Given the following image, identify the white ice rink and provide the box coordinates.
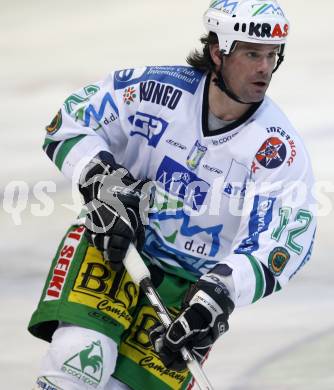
[1,1,334,388]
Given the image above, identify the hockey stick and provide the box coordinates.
[123,244,214,390]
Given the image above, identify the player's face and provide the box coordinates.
[222,42,280,102]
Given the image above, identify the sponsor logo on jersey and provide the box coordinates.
[103,112,118,126]
[128,112,169,147]
[84,92,119,128]
[234,22,289,39]
[184,240,208,256]
[255,137,287,169]
[236,195,276,254]
[266,127,297,166]
[114,66,202,94]
[44,226,85,301]
[61,340,103,387]
[211,132,238,146]
[287,139,297,166]
[223,182,246,198]
[46,110,62,135]
[64,85,100,114]
[139,81,182,110]
[203,164,223,175]
[186,141,207,170]
[266,126,292,141]
[123,86,137,105]
[156,156,210,210]
[223,159,249,198]
[146,211,223,259]
[114,68,144,87]
[166,139,187,150]
[145,66,203,94]
[268,247,290,276]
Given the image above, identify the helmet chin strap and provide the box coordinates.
[213,70,256,105]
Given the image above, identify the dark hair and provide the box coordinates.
[186,32,219,72]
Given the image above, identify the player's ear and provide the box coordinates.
[209,44,222,70]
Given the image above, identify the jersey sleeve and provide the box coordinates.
[42,73,125,183]
[220,140,317,307]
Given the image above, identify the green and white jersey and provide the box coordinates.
[43,66,316,307]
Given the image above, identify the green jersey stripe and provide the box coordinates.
[275,280,282,292]
[245,254,265,303]
[42,138,56,150]
[55,135,86,171]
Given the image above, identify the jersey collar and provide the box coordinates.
[202,73,263,138]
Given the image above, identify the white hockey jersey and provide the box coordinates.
[43,66,316,307]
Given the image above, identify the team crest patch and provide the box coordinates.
[269,247,290,276]
[62,340,103,387]
[46,110,62,134]
[186,141,207,170]
[255,137,287,169]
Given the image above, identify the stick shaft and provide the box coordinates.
[124,245,214,390]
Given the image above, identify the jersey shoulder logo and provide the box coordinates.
[255,137,287,169]
[46,110,62,135]
[269,247,290,276]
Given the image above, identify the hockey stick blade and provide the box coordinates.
[124,244,214,390]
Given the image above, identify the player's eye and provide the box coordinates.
[268,52,278,59]
[246,51,260,59]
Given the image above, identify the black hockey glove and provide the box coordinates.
[79,152,154,271]
[149,264,235,371]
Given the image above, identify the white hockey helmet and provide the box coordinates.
[203,0,290,55]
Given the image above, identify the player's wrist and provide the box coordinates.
[201,263,237,306]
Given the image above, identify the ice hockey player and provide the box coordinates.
[29,0,316,389]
